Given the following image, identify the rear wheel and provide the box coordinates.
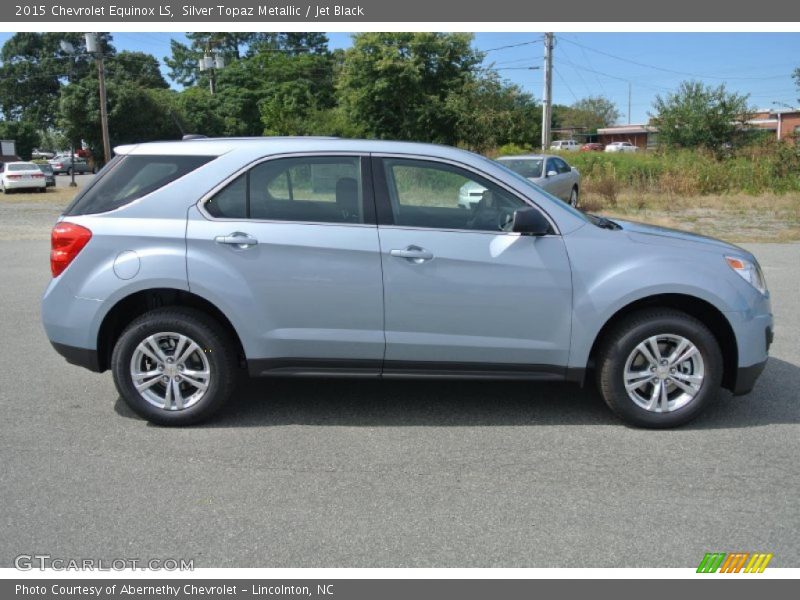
[596,308,723,428]
[111,308,238,425]
[569,186,579,207]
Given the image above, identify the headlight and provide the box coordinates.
[725,256,767,295]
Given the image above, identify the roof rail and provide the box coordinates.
[182,134,207,141]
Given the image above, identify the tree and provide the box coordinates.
[0,120,40,159]
[561,96,620,133]
[337,32,482,143]
[0,32,114,130]
[650,81,752,150]
[165,33,330,87]
[445,71,541,153]
[59,49,177,160]
[794,67,800,104]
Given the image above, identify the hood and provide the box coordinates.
[614,218,750,256]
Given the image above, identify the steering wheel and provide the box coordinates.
[497,207,515,232]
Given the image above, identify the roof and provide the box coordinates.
[597,124,657,135]
[497,154,551,160]
[114,137,482,162]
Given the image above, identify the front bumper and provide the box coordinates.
[733,359,767,395]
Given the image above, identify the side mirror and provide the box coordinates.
[512,207,550,236]
[546,170,558,178]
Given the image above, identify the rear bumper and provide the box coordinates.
[3,179,45,189]
[50,341,102,373]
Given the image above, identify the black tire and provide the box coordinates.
[596,308,723,428]
[111,308,238,426]
[569,186,579,207]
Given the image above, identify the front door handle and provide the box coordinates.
[214,232,258,248]
[390,246,434,263]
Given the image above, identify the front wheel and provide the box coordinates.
[111,308,239,425]
[596,308,723,428]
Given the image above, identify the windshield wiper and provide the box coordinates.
[588,214,622,230]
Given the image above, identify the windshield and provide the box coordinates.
[479,155,591,223]
[497,158,543,179]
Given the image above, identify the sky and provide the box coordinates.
[1,31,798,125]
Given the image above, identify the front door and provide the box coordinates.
[373,157,573,375]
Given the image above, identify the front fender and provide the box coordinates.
[564,228,750,370]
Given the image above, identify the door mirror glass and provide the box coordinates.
[511,207,550,236]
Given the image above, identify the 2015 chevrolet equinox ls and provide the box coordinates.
[42,138,773,427]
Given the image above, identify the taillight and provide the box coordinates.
[51,222,92,277]
[7,175,21,180]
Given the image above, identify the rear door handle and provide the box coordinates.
[214,232,258,248]
[390,246,434,263]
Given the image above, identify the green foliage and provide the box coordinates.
[0,33,113,128]
[164,33,330,88]
[560,96,620,134]
[495,143,535,156]
[337,32,481,143]
[58,52,180,161]
[651,81,752,151]
[446,71,541,153]
[0,120,40,159]
[794,67,800,101]
[567,142,800,196]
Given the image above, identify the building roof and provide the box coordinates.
[597,124,657,135]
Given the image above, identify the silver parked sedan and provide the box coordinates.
[459,154,581,208]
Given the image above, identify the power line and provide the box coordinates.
[482,38,544,53]
[554,66,580,103]
[558,36,791,82]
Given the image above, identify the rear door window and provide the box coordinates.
[64,155,214,216]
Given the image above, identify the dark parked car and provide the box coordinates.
[580,142,605,152]
[49,157,94,175]
[37,163,56,187]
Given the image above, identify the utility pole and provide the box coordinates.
[541,33,554,151]
[86,33,111,165]
[628,82,632,125]
[60,40,78,187]
[200,40,225,95]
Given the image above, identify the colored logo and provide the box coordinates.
[697,552,773,573]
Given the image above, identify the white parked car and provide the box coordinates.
[0,161,47,193]
[605,141,639,153]
[550,140,580,152]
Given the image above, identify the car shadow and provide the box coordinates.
[113,357,799,430]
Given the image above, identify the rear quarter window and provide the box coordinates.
[64,155,214,216]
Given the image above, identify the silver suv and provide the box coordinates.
[42,138,773,427]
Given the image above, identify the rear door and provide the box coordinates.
[373,156,573,373]
[186,154,385,375]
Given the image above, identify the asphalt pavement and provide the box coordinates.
[0,239,797,567]
[54,173,94,188]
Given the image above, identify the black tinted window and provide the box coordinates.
[498,158,543,178]
[203,156,364,224]
[205,174,247,219]
[65,155,213,216]
[554,158,571,174]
